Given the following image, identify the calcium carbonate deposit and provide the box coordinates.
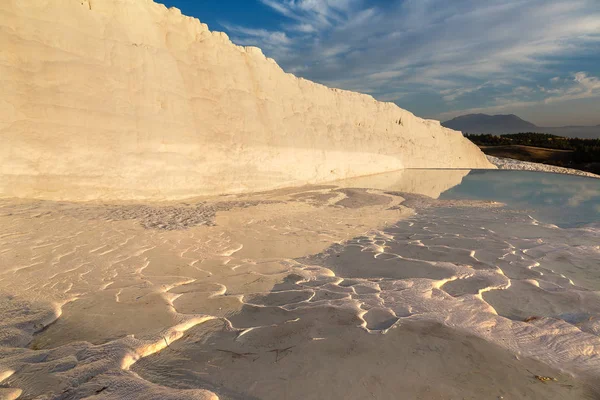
[0,0,492,201]
[488,156,600,179]
[1,170,599,399]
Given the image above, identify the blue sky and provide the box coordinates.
[160,0,600,126]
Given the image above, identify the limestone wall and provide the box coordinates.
[0,0,493,200]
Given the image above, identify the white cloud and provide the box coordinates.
[221,24,290,44]
[259,0,357,28]
[437,71,600,121]
[222,0,600,123]
[544,72,600,103]
[290,23,317,33]
[441,83,493,102]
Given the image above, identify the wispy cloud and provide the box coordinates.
[259,0,357,28]
[438,71,600,121]
[544,72,600,103]
[221,0,600,124]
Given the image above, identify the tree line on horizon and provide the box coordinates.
[465,133,600,165]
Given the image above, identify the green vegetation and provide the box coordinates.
[466,133,600,174]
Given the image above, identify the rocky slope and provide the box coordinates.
[0,0,493,201]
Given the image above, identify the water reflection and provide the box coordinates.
[440,170,600,228]
[332,168,469,198]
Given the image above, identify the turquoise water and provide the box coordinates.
[440,170,600,228]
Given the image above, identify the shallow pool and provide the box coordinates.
[440,170,600,228]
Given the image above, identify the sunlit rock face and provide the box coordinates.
[0,0,492,201]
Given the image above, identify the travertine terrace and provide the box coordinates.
[1,172,599,399]
[0,0,492,201]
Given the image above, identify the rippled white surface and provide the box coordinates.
[0,170,599,399]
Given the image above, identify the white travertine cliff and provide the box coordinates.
[0,0,494,200]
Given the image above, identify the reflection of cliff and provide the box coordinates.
[0,0,493,201]
[335,169,470,199]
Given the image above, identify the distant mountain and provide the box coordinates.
[442,113,600,139]
[443,114,536,134]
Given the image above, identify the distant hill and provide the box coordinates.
[443,114,536,134]
[442,114,600,139]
